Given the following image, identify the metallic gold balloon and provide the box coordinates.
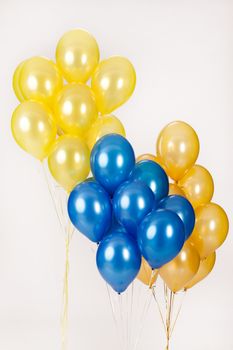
[15,57,63,106]
[86,114,126,150]
[48,135,90,192]
[185,252,216,289]
[156,121,200,181]
[54,83,98,136]
[189,203,229,259]
[137,257,158,287]
[11,101,57,161]
[56,29,99,83]
[13,60,26,102]
[91,56,136,114]
[169,183,186,197]
[159,242,200,292]
[178,165,214,208]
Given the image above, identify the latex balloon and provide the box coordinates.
[48,135,90,192]
[137,209,185,269]
[136,154,165,169]
[91,134,135,195]
[96,231,141,293]
[68,180,112,242]
[113,180,155,238]
[185,252,216,289]
[91,56,136,114]
[159,242,200,292]
[86,115,126,150]
[178,165,214,208]
[13,60,26,102]
[11,101,57,160]
[159,195,195,240]
[56,29,99,83]
[137,257,158,287]
[54,83,98,136]
[128,160,169,203]
[156,121,200,181]
[169,183,186,197]
[189,203,229,259]
[14,57,63,106]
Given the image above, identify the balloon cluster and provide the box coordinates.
[11,29,136,192]
[68,121,229,294]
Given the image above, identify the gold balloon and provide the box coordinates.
[156,121,200,181]
[91,56,136,114]
[178,165,214,208]
[86,114,126,150]
[169,183,186,197]
[185,252,216,289]
[54,83,98,136]
[136,153,165,167]
[189,203,229,259]
[13,60,26,102]
[48,135,90,192]
[56,29,99,83]
[159,242,200,292]
[11,101,57,161]
[14,57,63,106]
[137,257,158,287]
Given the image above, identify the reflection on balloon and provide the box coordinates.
[156,121,199,181]
[169,183,185,197]
[178,165,214,208]
[48,135,90,192]
[11,101,57,160]
[92,56,136,114]
[56,29,99,83]
[189,203,229,259]
[159,242,200,292]
[137,257,158,287]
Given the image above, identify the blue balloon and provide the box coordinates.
[137,209,185,269]
[68,180,112,243]
[96,231,141,293]
[128,160,169,202]
[113,180,155,238]
[159,195,195,239]
[91,134,135,195]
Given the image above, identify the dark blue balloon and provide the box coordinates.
[96,231,141,293]
[137,209,185,269]
[91,134,135,195]
[128,160,169,202]
[159,195,195,239]
[113,180,155,238]
[68,180,112,243]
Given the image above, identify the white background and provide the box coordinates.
[0,0,232,349]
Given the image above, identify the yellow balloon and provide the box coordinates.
[169,183,186,197]
[54,83,98,136]
[91,56,136,114]
[13,60,26,102]
[156,121,200,181]
[136,153,165,168]
[185,252,216,289]
[48,135,90,192]
[159,242,200,293]
[86,114,126,150]
[137,257,158,287]
[56,29,99,83]
[189,203,229,259]
[178,165,214,208]
[11,101,57,161]
[15,57,63,106]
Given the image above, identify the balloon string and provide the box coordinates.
[170,290,186,337]
[151,287,166,332]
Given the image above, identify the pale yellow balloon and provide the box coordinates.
[189,203,229,259]
[156,121,200,181]
[13,60,26,102]
[185,252,216,289]
[16,57,63,105]
[86,114,126,150]
[169,183,186,197]
[56,29,100,83]
[54,83,98,136]
[48,135,90,192]
[178,165,214,208]
[137,257,158,287]
[91,56,136,114]
[11,101,57,161]
[159,242,200,292]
